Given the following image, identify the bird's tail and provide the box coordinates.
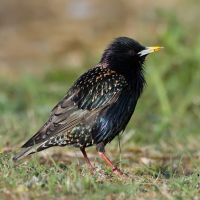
[13,135,68,162]
[13,143,42,163]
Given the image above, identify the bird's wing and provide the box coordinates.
[22,65,127,148]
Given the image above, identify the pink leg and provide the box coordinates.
[80,147,95,171]
[98,151,125,178]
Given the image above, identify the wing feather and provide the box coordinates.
[22,65,126,148]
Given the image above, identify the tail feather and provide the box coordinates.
[13,134,68,162]
[13,144,42,163]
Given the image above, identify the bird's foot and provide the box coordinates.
[112,166,126,178]
[87,163,96,172]
[98,151,126,178]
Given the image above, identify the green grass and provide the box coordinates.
[1,152,200,199]
[1,9,200,200]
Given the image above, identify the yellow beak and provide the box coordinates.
[138,46,164,57]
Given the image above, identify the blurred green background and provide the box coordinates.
[0,0,200,160]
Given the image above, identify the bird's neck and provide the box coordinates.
[101,63,146,98]
[129,69,146,98]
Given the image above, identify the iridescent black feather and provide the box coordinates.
[13,37,148,162]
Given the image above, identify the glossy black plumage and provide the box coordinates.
[13,37,163,176]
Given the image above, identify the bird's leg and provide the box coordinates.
[80,147,95,171]
[96,142,125,178]
[98,152,125,178]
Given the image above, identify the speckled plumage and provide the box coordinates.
[13,37,163,176]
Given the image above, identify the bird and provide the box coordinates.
[13,37,163,177]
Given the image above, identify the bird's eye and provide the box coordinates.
[128,50,135,55]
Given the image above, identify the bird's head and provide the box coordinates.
[100,37,163,73]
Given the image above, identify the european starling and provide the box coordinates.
[13,37,163,177]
